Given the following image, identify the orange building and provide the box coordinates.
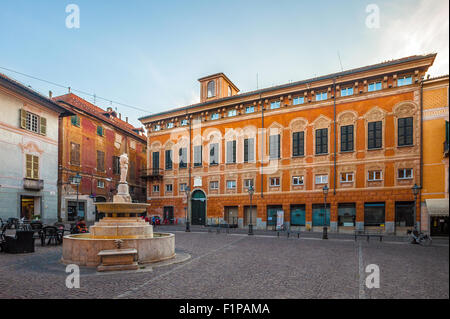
[54,93,147,223]
[139,54,437,234]
[421,75,449,236]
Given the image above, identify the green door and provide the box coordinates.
[267,206,282,227]
[290,205,306,226]
[191,190,206,225]
[312,204,330,226]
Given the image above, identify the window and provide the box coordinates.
[364,203,385,226]
[270,177,280,187]
[368,170,383,181]
[227,180,236,189]
[166,184,173,192]
[97,180,105,188]
[292,132,304,157]
[179,148,187,168]
[165,150,173,170]
[181,119,188,126]
[269,134,281,159]
[270,101,281,109]
[210,143,219,165]
[398,168,413,179]
[226,140,237,163]
[211,113,219,120]
[20,110,44,134]
[340,172,354,183]
[154,125,161,131]
[71,115,80,127]
[152,185,160,192]
[228,86,232,97]
[398,117,413,146]
[292,176,304,186]
[167,122,174,129]
[228,109,237,117]
[207,80,215,98]
[397,75,413,87]
[316,92,327,101]
[152,152,159,170]
[244,138,255,163]
[97,126,104,136]
[340,87,353,97]
[180,183,187,192]
[244,179,254,189]
[210,181,219,190]
[315,128,328,155]
[25,154,39,179]
[97,151,105,172]
[293,96,304,105]
[315,174,328,185]
[245,106,255,114]
[70,142,80,165]
[368,121,382,149]
[194,145,202,167]
[113,156,120,174]
[340,125,354,152]
[368,81,382,92]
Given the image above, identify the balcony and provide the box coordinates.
[23,178,44,191]
[140,168,164,181]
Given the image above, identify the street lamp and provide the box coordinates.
[185,186,191,232]
[73,173,82,221]
[322,185,329,240]
[248,184,254,235]
[412,184,421,229]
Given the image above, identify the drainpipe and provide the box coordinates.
[333,78,337,196]
[419,77,424,230]
[188,113,192,225]
[260,94,264,198]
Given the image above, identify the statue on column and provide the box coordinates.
[119,153,129,184]
[115,153,131,203]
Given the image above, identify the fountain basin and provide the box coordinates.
[61,232,175,267]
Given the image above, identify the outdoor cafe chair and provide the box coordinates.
[40,226,62,246]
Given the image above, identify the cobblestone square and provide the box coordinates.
[0,228,448,299]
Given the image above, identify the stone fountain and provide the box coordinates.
[62,153,175,271]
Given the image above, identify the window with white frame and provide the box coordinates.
[165,184,173,192]
[228,86,232,96]
[340,172,354,183]
[244,179,254,189]
[166,122,174,129]
[398,168,413,179]
[26,112,39,133]
[368,170,383,181]
[315,174,328,184]
[226,180,236,189]
[397,75,413,87]
[97,180,105,188]
[179,183,187,192]
[211,113,219,120]
[152,185,160,192]
[340,87,354,97]
[270,177,280,187]
[368,81,382,92]
[270,101,281,109]
[292,176,304,186]
[316,92,328,101]
[245,106,255,114]
[293,96,304,105]
[207,80,215,98]
[228,109,237,117]
[210,181,219,190]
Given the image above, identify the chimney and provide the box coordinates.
[119,113,121,120]
[126,117,128,123]
[49,90,53,99]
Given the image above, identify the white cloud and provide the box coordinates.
[377,0,449,76]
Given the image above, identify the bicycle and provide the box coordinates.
[406,228,432,246]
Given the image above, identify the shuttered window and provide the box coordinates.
[292,132,304,157]
[152,152,160,170]
[70,142,80,165]
[340,125,354,152]
[244,138,255,162]
[315,128,328,155]
[209,143,219,165]
[226,140,236,163]
[398,117,413,146]
[25,154,39,179]
[97,151,105,172]
[97,126,104,136]
[20,109,46,135]
[269,134,280,159]
[368,121,382,149]
[71,115,80,127]
[194,146,202,167]
[113,156,120,174]
[165,150,172,170]
[179,148,187,168]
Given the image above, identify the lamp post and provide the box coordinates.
[412,184,421,230]
[322,185,329,240]
[73,173,82,221]
[248,184,254,235]
[185,186,191,232]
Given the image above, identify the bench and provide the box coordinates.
[277,230,301,238]
[354,230,383,242]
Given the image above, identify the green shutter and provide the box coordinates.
[40,117,47,136]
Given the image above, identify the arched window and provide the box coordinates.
[207,80,215,98]
[228,86,232,96]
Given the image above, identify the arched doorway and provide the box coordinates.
[191,189,206,225]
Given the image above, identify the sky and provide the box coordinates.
[0,0,448,129]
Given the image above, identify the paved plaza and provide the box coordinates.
[0,227,448,299]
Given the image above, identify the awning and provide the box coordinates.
[425,199,449,216]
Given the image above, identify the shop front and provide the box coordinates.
[425,199,449,236]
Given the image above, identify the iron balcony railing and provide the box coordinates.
[140,168,164,180]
